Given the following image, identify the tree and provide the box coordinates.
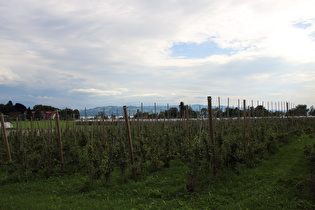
[15,103,27,113]
[59,108,81,120]
[73,109,80,119]
[187,106,197,118]
[224,107,240,118]
[167,107,179,118]
[134,111,149,119]
[1,100,15,114]
[288,104,308,116]
[213,107,223,118]
[26,107,32,120]
[110,114,116,120]
[0,101,27,117]
[179,102,185,118]
[0,103,5,114]
[309,106,315,116]
[159,111,166,119]
[200,108,208,118]
[254,105,270,117]
[33,105,56,111]
[34,110,42,120]
[7,100,13,108]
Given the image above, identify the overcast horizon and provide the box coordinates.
[1,1,315,110]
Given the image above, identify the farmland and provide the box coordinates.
[1,100,315,209]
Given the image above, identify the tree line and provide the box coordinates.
[1,100,313,121]
[0,100,80,120]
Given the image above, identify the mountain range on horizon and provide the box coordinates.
[79,104,212,117]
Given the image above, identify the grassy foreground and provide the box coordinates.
[0,136,314,209]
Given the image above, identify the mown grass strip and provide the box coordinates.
[185,135,315,209]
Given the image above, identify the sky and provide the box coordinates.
[1,0,315,110]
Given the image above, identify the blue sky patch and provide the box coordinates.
[293,22,312,29]
[170,41,233,59]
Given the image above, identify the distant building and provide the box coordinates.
[44,111,56,120]
[30,111,56,120]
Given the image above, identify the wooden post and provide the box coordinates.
[141,102,143,120]
[227,97,230,118]
[30,116,33,136]
[101,112,105,141]
[154,103,158,122]
[218,96,221,119]
[185,105,189,137]
[167,103,170,120]
[243,100,247,152]
[123,106,136,179]
[55,111,64,170]
[84,107,88,128]
[286,102,289,119]
[238,99,240,120]
[16,117,19,131]
[72,113,76,131]
[262,101,265,118]
[207,96,217,176]
[257,100,260,117]
[136,109,140,139]
[1,114,12,161]
[251,100,254,118]
[185,105,189,120]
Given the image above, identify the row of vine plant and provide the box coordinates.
[1,116,315,190]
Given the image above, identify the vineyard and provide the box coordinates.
[1,97,315,208]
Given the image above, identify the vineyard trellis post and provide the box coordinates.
[136,109,140,139]
[30,116,33,136]
[1,113,12,161]
[243,100,247,152]
[72,113,76,131]
[123,106,137,179]
[207,96,217,176]
[238,99,241,121]
[286,102,289,119]
[218,96,221,119]
[16,117,19,131]
[101,112,105,141]
[227,97,230,118]
[154,103,158,122]
[55,110,64,170]
[286,102,291,130]
[185,105,189,137]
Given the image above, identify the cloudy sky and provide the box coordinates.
[1,0,315,110]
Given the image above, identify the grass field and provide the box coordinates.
[10,119,75,130]
[0,135,314,209]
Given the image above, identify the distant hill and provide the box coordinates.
[79,104,212,117]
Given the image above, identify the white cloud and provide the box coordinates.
[245,73,273,82]
[69,88,124,96]
[0,67,23,85]
[131,93,162,97]
[1,0,315,108]
[28,95,53,99]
